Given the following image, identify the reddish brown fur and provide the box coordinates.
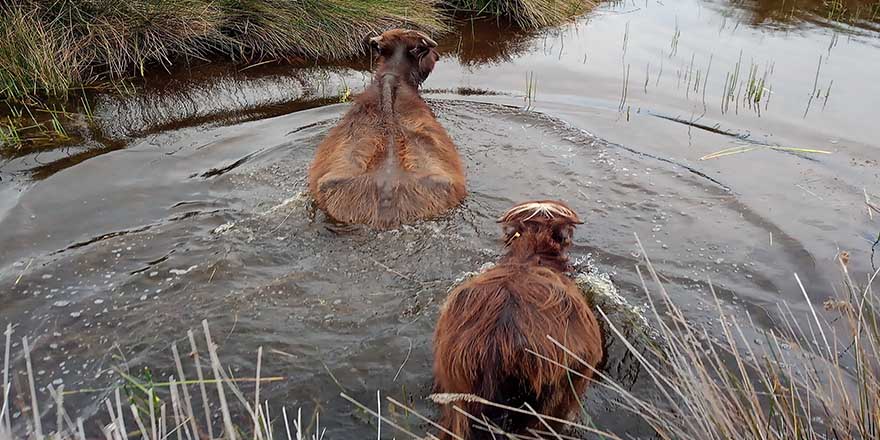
[308,29,466,229]
[433,200,604,439]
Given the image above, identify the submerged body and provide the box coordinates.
[308,30,466,229]
[433,201,604,439]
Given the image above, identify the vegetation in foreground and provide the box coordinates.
[581,239,880,440]
[433,239,880,439]
[2,236,879,439]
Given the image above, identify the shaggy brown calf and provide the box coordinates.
[308,29,466,229]
[433,201,604,439]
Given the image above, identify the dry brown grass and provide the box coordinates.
[0,0,445,104]
[576,235,880,440]
[0,0,592,106]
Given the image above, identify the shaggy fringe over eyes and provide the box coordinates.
[497,201,582,224]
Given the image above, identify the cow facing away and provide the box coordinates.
[433,200,604,439]
[308,29,466,229]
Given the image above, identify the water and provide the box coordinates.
[1,0,878,438]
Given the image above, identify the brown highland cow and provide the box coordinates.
[433,201,604,439]
[308,29,466,229]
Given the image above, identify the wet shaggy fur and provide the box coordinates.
[308,29,466,229]
[433,201,604,439]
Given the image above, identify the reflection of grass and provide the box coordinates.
[727,0,880,31]
[0,119,21,146]
[822,0,880,23]
[0,103,83,150]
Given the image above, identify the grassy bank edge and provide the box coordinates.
[0,0,591,103]
[0,0,593,149]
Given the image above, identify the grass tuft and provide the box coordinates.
[1,320,320,439]
[0,4,79,102]
[584,234,880,440]
[0,0,590,107]
[0,0,590,150]
[0,0,445,104]
[443,0,593,29]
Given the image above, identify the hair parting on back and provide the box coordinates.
[498,201,583,224]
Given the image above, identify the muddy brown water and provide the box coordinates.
[1,0,879,438]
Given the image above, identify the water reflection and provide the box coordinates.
[444,16,537,65]
[713,0,880,31]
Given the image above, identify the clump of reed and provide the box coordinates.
[443,0,593,28]
[581,236,880,440]
[0,0,589,106]
[0,0,590,150]
[0,0,443,104]
[0,320,310,440]
[428,235,880,439]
